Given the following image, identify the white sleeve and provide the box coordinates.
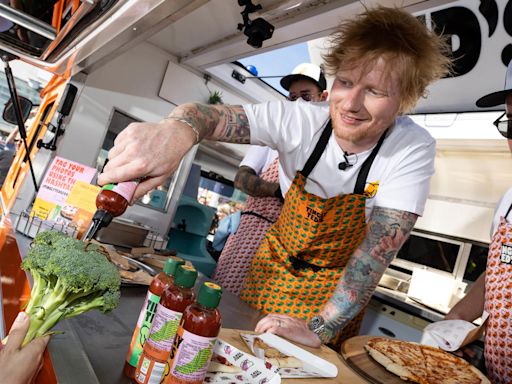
[243,100,330,151]
[239,146,274,175]
[374,140,436,216]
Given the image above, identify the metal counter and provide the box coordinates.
[14,232,262,383]
[13,231,454,383]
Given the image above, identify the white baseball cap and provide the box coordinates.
[476,60,512,108]
[280,63,327,91]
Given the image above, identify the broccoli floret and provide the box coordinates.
[21,230,121,345]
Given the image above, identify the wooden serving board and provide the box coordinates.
[219,328,365,383]
[340,336,405,384]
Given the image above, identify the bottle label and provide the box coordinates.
[135,357,166,384]
[102,181,138,202]
[166,327,216,384]
[146,303,183,360]
[126,291,160,367]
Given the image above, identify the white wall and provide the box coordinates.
[54,42,249,236]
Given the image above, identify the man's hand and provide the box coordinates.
[98,119,196,201]
[255,314,322,348]
[0,312,50,384]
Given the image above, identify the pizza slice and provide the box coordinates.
[421,344,490,384]
[365,337,490,384]
[253,337,303,368]
[365,337,429,383]
[207,353,242,373]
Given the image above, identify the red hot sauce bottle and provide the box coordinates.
[134,265,198,384]
[83,181,138,241]
[123,256,185,380]
[163,282,223,384]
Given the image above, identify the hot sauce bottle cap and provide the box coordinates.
[197,282,222,309]
[174,265,197,289]
[163,256,185,276]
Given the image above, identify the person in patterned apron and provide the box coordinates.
[445,59,512,383]
[213,64,328,296]
[99,6,452,349]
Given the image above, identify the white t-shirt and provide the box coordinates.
[491,187,512,235]
[239,145,278,176]
[243,99,436,218]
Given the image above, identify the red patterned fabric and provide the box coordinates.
[484,216,512,383]
[213,158,283,295]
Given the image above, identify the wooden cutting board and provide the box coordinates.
[340,336,405,384]
[219,328,365,383]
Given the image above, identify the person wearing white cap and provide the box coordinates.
[99,6,452,349]
[446,59,512,384]
[212,63,328,296]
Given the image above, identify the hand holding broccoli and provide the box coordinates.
[20,231,121,345]
[0,312,49,384]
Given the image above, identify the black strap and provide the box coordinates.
[505,203,512,221]
[241,210,275,224]
[353,129,388,195]
[299,120,388,196]
[300,120,332,178]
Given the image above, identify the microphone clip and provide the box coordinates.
[338,151,356,171]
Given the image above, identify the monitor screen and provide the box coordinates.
[393,233,462,274]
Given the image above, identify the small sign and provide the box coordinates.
[31,156,99,236]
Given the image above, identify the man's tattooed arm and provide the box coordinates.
[320,207,418,341]
[234,166,280,198]
[168,103,250,144]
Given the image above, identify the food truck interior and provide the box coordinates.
[0,0,509,382]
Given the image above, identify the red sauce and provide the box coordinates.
[123,257,184,380]
[96,189,129,217]
[164,282,222,384]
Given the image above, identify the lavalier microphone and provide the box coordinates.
[338,161,352,171]
[338,151,355,171]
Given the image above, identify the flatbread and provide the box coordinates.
[365,337,490,384]
[253,337,303,368]
[207,353,242,373]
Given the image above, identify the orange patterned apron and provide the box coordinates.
[484,209,512,384]
[240,121,386,341]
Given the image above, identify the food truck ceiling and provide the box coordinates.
[0,0,508,114]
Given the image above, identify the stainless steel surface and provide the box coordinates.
[0,3,56,40]
[95,220,149,248]
[14,231,261,383]
[373,286,445,323]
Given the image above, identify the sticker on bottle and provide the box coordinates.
[102,181,138,202]
[127,291,160,367]
[145,304,183,361]
[166,327,216,383]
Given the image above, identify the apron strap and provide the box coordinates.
[300,120,332,178]
[241,210,275,224]
[353,129,388,195]
[505,203,512,221]
[299,120,388,195]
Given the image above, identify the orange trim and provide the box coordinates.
[0,75,69,212]
[71,0,80,14]
[52,0,65,32]
[0,223,57,383]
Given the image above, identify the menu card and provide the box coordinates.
[30,156,99,236]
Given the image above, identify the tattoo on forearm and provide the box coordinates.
[321,207,418,341]
[169,103,250,144]
[235,166,279,197]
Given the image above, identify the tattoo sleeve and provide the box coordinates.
[320,207,418,341]
[168,103,250,144]
[234,166,280,197]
